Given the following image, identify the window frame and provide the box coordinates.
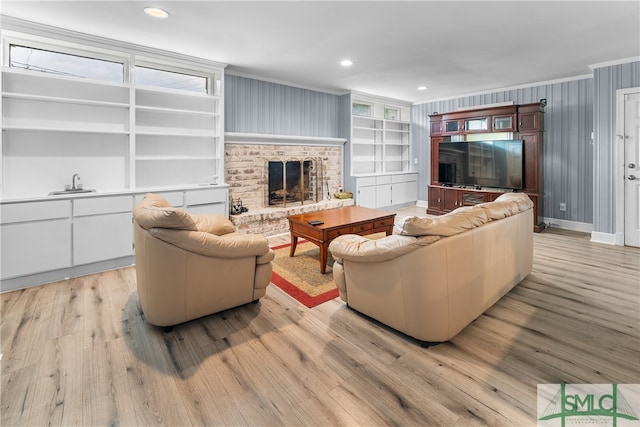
[1,30,130,83]
[135,56,219,96]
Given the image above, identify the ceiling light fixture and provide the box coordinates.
[144,7,169,19]
[418,86,427,91]
[340,59,353,67]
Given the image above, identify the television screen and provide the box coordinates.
[438,140,524,189]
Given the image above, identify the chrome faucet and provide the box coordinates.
[72,173,80,190]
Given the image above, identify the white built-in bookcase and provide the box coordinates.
[1,31,225,198]
[350,95,412,176]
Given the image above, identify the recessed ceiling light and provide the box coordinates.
[144,7,169,19]
[340,59,353,67]
[418,86,427,91]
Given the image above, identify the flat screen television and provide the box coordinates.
[438,140,524,190]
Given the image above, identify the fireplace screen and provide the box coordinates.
[267,158,322,207]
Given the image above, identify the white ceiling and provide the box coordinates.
[1,1,639,103]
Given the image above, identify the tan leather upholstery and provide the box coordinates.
[329,193,534,343]
[133,193,274,327]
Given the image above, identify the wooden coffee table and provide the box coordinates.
[287,206,396,274]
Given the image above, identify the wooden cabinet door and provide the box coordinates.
[428,186,442,210]
[520,132,542,193]
[431,137,444,184]
[430,119,443,136]
[443,119,462,135]
[442,188,460,212]
[492,114,516,132]
[518,111,540,131]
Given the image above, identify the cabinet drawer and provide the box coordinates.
[185,188,227,206]
[352,222,374,233]
[357,176,376,187]
[392,173,417,184]
[373,218,394,229]
[74,196,133,216]
[135,191,183,207]
[1,200,71,224]
[327,226,351,239]
[376,175,392,185]
[186,203,227,215]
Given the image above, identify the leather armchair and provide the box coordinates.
[133,193,274,327]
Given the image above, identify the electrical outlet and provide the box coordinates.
[559,203,567,212]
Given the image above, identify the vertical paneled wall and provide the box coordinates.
[413,78,594,223]
[593,61,640,234]
[225,74,344,138]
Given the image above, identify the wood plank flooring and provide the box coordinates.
[2,206,639,426]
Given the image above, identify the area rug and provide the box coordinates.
[270,240,339,308]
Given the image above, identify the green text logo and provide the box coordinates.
[538,384,639,427]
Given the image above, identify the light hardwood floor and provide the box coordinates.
[2,206,639,426]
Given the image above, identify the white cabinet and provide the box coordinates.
[72,196,133,265]
[1,200,72,279]
[350,95,412,176]
[355,173,417,209]
[185,188,228,215]
[355,176,377,208]
[0,185,229,289]
[391,174,419,206]
[375,175,392,208]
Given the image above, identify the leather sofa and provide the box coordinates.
[133,193,274,327]
[328,193,534,345]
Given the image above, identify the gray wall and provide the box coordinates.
[413,79,595,223]
[593,61,640,234]
[225,74,345,138]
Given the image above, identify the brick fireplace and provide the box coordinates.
[224,138,352,235]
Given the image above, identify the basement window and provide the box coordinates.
[352,102,372,117]
[9,44,124,83]
[135,65,209,94]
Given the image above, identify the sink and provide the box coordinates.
[49,189,96,195]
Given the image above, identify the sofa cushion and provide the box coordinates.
[329,234,440,263]
[396,205,489,237]
[477,193,533,220]
[495,192,534,211]
[477,200,519,220]
[149,228,271,258]
[192,213,235,235]
[133,193,197,231]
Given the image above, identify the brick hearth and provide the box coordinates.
[229,198,354,236]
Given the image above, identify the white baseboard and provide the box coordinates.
[416,199,428,208]
[543,217,593,234]
[590,231,623,246]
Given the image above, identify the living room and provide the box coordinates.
[1,1,639,426]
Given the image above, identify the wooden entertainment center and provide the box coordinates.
[427,102,545,231]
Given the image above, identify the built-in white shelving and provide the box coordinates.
[1,56,224,197]
[350,97,411,176]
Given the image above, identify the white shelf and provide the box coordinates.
[2,125,130,134]
[136,156,219,161]
[135,128,215,137]
[135,105,218,117]
[2,92,130,108]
